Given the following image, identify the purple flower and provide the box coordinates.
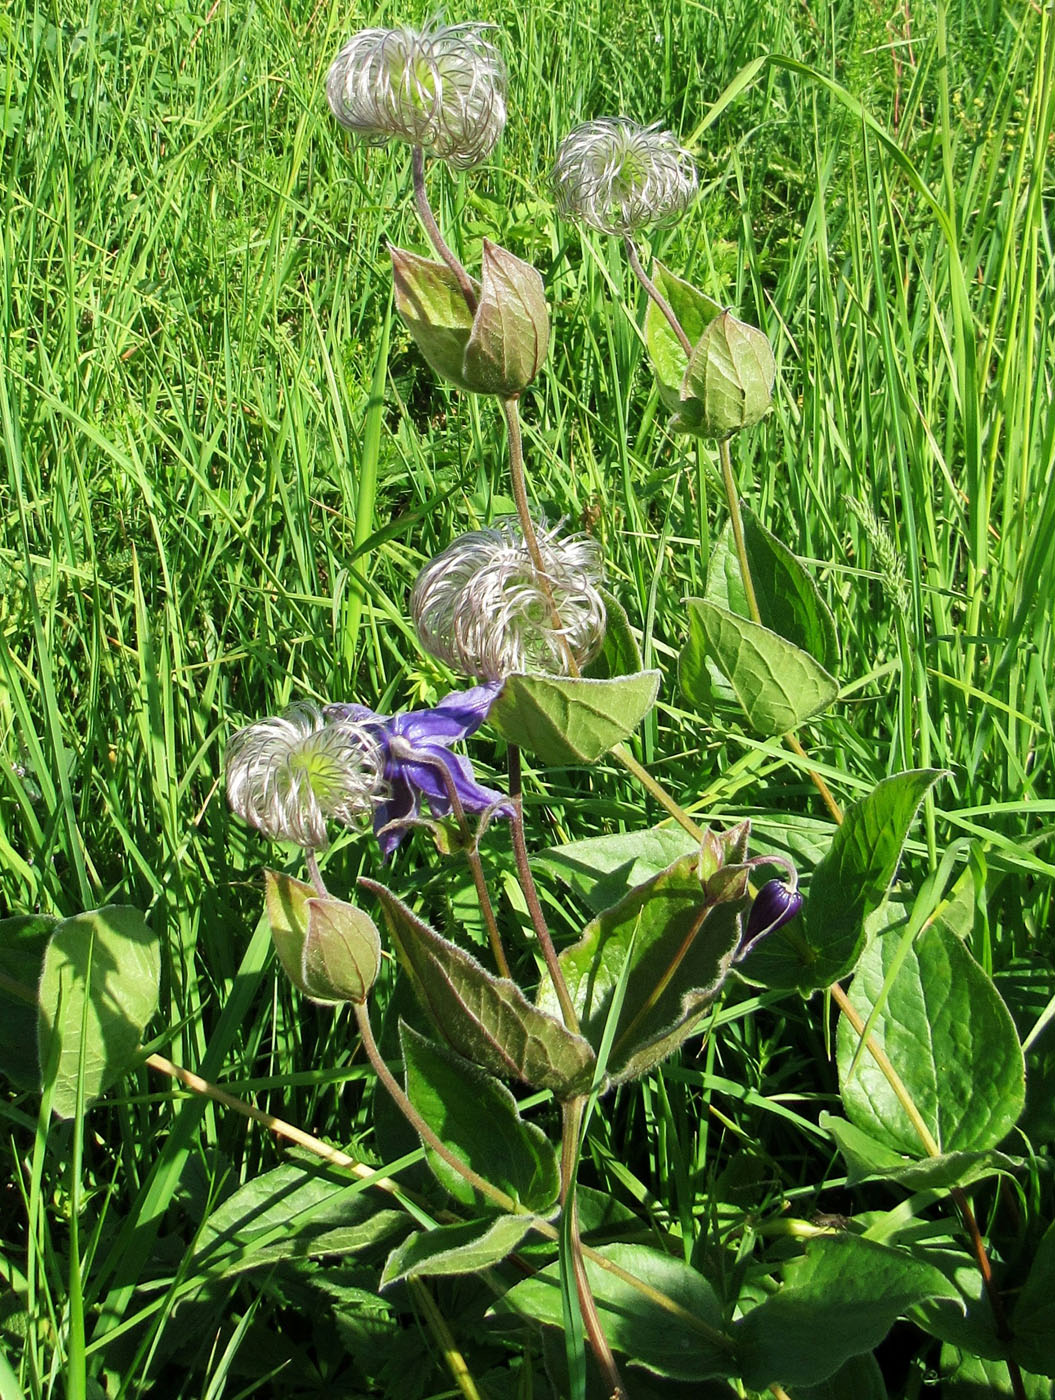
[326,683,512,857]
[736,878,804,962]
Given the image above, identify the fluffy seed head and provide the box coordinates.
[411,519,606,680]
[326,22,506,169]
[226,705,385,850]
[552,118,698,236]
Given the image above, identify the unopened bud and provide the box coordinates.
[736,878,803,962]
[677,312,775,439]
[264,870,380,1003]
[390,241,549,397]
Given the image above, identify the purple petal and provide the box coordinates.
[324,702,381,725]
[393,682,503,748]
[372,778,420,858]
[737,879,804,962]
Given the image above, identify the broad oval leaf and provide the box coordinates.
[837,924,1026,1156]
[735,1234,962,1390]
[400,1022,560,1214]
[533,825,698,914]
[0,914,57,1090]
[821,1112,1022,1192]
[705,513,838,671]
[390,245,477,392]
[490,1241,733,1382]
[537,830,748,1084]
[742,769,941,992]
[37,906,160,1120]
[193,1160,406,1278]
[381,1214,536,1288]
[362,879,596,1099]
[679,599,837,737]
[490,671,660,765]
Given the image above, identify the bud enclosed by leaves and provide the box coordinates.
[390,240,549,397]
[265,870,381,1004]
[679,312,776,439]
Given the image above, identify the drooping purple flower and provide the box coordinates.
[325,683,512,857]
[736,878,804,963]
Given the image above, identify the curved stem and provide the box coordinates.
[623,236,693,357]
[352,1000,521,1214]
[508,745,580,1034]
[561,1097,628,1400]
[412,146,478,314]
[305,850,328,897]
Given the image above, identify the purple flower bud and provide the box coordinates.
[737,879,803,962]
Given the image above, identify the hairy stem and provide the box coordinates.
[305,849,328,897]
[508,745,580,1033]
[623,235,693,357]
[412,146,478,313]
[561,1097,628,1400]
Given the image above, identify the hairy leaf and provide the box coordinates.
[490,671,660,765]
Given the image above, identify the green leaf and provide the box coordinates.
[706,513,838,670]
[264,869,315,994]
[795,1354,888,1400]
[400,1023,560,1214]
[643,262,723,415]
[489,671,660,765]
[0,914,56,1089]
[838,924,1026,1155]
[941,1348,1052,1399]
[193,1160,406,1277]
[389,246,478,392]
[362,880,596,1099]
[538,829,748,1084]
[492,1241,731,1381]
[736,1234,962,1390]
[37,906,159,1119]
[583,589,643,680]
[1009,1219,1055,1376]
[742,769,941,992]
[533,825,698,914]
[381,1215,536,1288]
[821,1113,1023,1191]
[679,599,837,737]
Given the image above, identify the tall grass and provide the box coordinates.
[2,0,1052,1392]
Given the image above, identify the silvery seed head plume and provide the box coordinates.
[552,118,698,236]
[226,704,385,850]
[326,22,506,169]
[411,519,606,680]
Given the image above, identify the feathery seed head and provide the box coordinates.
[552,118,697,236]
[226,705,385,850]
[326,22,506,169]
[410,519,606,680]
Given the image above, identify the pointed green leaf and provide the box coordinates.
[942,1350,1052,1399]
[390,245,478,392]
[706,514,838,670]
[0,914,56,1089]
[742,769,941,991]
[264,869,315,995]
[362,880,596,1099]
[381,1214,536,1288]
[821,1113,1022,1191]
[643,262,723,415]
[37,906,159,1119]
[490,670,660,765]
[838,924,1026,1155]
[194,1160,406,1277]
[490,1241,732,1382]
[736,1235,962,1390]
[302,896,381,1004]
[1010,1220,1055,1377]
[462,240,549,396]
[796,1355,888,1400]
[538,830,748,1083]
[400,1023,560,1213]
[583,589,643,680]
[680,599,838,736]
[533,825,698,914]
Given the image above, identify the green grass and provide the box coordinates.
[2,0,1053,1393]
